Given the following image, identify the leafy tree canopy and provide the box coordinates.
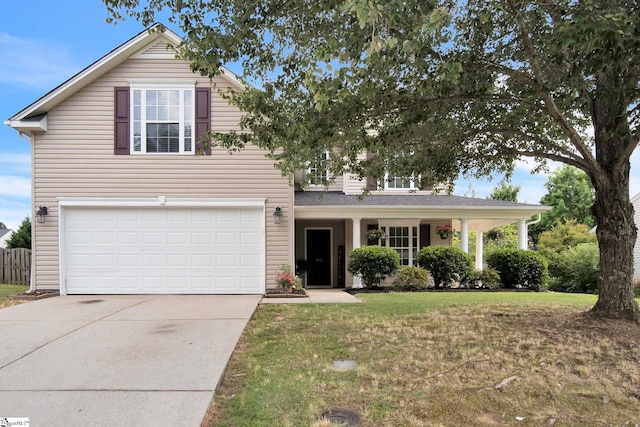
[0,222,6,229]
[537,219,597,261]
[103,0,640,319]
[489,183,520,203]
[7,217,31,249]
[530,165,595,241]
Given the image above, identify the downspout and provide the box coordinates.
[524,213,542,251]
[527,213,542,228]
[17,131,32,143]
[15,131,36,292]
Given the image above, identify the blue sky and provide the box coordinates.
[1,2,639,230]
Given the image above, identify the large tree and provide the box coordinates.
[7,217,31,250]
[104,0,640,321]
[489,183,520,202]
[530,165,596,242]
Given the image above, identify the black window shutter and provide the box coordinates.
[365,152,378,190]
[114,87,130,155]
[195,87,211,155]
[420,224,431,249]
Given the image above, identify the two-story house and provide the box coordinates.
[6,25,548,295]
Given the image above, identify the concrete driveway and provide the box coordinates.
[0,295,260,426]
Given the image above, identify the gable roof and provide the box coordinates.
[5,24,244,133]
[0,229,13,239]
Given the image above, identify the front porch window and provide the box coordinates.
[380,223,419,266]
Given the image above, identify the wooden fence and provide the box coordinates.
[0,248,31,285]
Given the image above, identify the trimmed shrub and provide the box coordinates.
[391,266,431,291]
[347,246,400,287]
[464,268,503,289]
[548,242,599,294]
[416,246,473,289]
[486,249,548,291]
[480,268,503,289]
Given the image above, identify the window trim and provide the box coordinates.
[130,82,195,155]
[378,220,420,266]
[382,172,419,190]
[306,151,330,187]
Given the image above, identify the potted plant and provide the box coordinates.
[275,264,304,292]
[436,224,454,239]
[366,229,387,242]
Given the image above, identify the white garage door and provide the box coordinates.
[62,206,265,294]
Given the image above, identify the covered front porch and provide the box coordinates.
[294,192,549,288]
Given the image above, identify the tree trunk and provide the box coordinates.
[589,70,640,322]
[591,184,639,322]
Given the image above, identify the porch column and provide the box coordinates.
[517,219,527,250]
[459,218,469,253]
[351,217,363,288]
[475,231,484,271]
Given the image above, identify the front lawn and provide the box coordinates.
[204,292,640,426]
[0,284,29,308]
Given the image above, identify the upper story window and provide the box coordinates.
[307,151,329,186]
[384,174,417,190]
[131,84,194,154]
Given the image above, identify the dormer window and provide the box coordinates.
[131,83,195,154]
[384,174,418,190]
[307,151,329,186]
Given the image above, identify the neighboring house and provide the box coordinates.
[6,25,548,295]
[632,192,640,281]
[0,229,14,248]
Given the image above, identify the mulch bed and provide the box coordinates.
[10,291,60,301]
[263,289,308,298]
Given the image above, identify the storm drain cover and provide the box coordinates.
[319,408,360,426]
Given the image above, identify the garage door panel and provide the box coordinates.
[167,232,188,245]
[192,232,212,245]
[63,206,265,294]
[142,232,163,244]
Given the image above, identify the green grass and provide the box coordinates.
[0,284,28,308]
[204,292,640,426]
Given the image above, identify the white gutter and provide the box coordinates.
[17,131,32,142]
[527,213,542,227]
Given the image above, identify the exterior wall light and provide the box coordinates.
[36,206,49,224]
[273,207,282,224]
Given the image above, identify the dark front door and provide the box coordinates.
[306,229,332,287]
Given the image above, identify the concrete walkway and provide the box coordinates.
[259,288,362,304]
[0,295,260,426]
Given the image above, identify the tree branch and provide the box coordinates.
[504,0,601,178]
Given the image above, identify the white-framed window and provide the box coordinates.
[379,221,420,266]
[131,83,194,154]
[383,173,418,190]
[307,151,329,186]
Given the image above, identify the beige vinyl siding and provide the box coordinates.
[343,152,369,195]
[343,172,370,195]
[633,194,640,279]
[32,57,291,291]
[303,174,344,192]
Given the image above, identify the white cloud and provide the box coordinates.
[0,175,30,198]
[0,33,80,90]
[0,197,30,230]
[0,151,31,175]
[513,157,562,175]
